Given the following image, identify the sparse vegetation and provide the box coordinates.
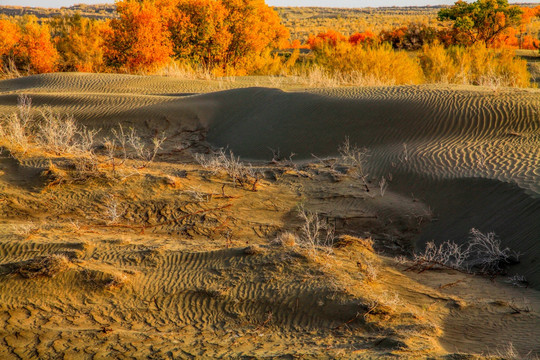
[296,205,335,257]
[0,95,167,183]
[194,148,260,190]
[338,137,370,191]
[412,228,518,276]
[0,2,538,358]
[506,274,529,288]
[0,94,98,158]
[0,1,538,87]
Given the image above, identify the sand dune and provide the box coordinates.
[1,73,538,281]
[0,73,539,358]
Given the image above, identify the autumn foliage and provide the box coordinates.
[52,14,109,72]
[104,0,173,72]
[0,0,537,87]
[420,42,530,87]
[102,0,289,74]
[0,16,59,74]
[0,19,20,59]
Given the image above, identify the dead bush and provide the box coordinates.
[338,137,370,192]
[194,148,260,190]
[411,228,518,276]
[296,205,335,257]
[0,95,99,157]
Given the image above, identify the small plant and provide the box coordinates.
[338,137,370,192]
[365,291,402,318]
[185,185,211,202]
[194,148,259,189]
[0,95,33,153]
[107,125,166,169]
[296,205,335,257]
[269,147,297,168]
[272,232,298,247]
[10,223,40,239]
[126,127,166,168]
[105,199,124,224]
[358,260,378,282]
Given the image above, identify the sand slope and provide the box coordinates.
[0,73,539,358]
[1,73,538,284]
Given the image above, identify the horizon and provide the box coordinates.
[1,0,539,8]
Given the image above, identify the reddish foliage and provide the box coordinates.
[348,31,377,45]
[307,30,347,49]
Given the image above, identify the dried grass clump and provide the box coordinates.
[358,260,378,282]
[9,222,40,239]
[365,291,402,318]
[11,254,71,279]
[273,232,298,247]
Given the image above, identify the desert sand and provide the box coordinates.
[0,73,539,359]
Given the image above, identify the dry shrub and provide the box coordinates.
[273,232,298,247]
[296,205,336,258]
[194,149,259,189]
[0,95,33,154]
[338,137,370,191]
[420,42,530,87]
[36,107,92,154]
[11,255,71,279]
[413,228,518,275]
[0,95,98,157]
[468,228,517,274]
[8,222,40,239]
[311,42,424,85]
